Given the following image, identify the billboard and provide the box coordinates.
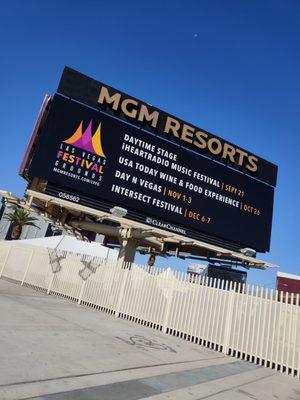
[28,94,275,252]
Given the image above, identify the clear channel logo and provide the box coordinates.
[146,217,186,235]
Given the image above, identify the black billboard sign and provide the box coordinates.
[28,95,274,252]
[57,66,277,187]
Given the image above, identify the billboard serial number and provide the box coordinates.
[58,192,80,203]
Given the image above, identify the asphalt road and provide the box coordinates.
[0,279,299,400]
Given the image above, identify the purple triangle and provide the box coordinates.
[71,121,95,153]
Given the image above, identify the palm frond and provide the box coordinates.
[4,206,40,228]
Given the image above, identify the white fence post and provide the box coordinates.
[223,283,235,355]
[0,244,12,278]
[47,274,55,294]
[162,271,175,333]
[21,250,34,286]
[78,281,86,305]
[115,265,130,318]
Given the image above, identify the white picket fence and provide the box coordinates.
[0,241,299,378]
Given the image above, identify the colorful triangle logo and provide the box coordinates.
[64,120,106,158]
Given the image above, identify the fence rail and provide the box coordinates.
[0,241,299,378]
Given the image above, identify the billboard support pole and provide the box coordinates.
[117,235,138,268]
[114,234,138,317]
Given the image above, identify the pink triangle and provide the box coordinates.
[72,121,95,153]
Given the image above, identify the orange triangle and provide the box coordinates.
[64,121,83,144]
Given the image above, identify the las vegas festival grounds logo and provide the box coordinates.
[64,120,106,157]
[55,120,107,186]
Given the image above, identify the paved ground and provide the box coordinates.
[0,279,299,400]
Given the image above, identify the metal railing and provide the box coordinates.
[0,241,299,377]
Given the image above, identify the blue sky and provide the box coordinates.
[0,1,299,286]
